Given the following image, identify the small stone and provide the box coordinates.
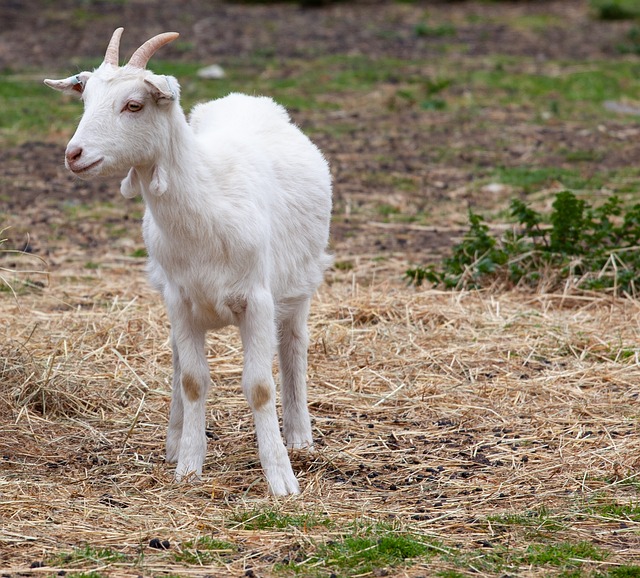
[197,64,226,80]
[482,182,507,195]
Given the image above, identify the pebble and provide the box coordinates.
[197,64,226,80]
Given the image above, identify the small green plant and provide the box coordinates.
[231,507,332,531]
[49,545,127,567]
[130,247,148,258]
[590,0,640,20]
[407,192,640,296]
[174,536,236,565]
[617,26,640,54]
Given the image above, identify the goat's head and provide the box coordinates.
[45,28,179,178]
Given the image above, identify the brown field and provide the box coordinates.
[2,1,640,576]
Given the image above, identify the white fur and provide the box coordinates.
[46,62,332,496]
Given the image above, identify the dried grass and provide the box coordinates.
[1,255,640,576]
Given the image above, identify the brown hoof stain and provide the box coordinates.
[182,373,201,402]
[251,381,272,411]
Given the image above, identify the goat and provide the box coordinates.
[45,28,332,495]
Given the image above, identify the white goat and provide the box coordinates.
[45,28,332,495]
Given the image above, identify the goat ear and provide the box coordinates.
[144,74,180,105]
[44,72,91,97]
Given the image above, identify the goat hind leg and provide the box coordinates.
[241,292,300,495]
[165,333,183,464]
[278,298,313,450]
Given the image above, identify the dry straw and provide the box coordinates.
[1,255,640,575]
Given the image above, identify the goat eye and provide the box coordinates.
[125,101,143,113]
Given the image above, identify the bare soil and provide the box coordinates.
[2,0,640,262]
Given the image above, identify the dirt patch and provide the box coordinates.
[0,0,631,70]
[3,0,640,265]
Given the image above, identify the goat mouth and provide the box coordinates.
[71,158,104,175]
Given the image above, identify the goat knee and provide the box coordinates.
[182,371,207,402]
[245,380,274,412]
[174,369,209,481]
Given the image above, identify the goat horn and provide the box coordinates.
[104,27,124,66]
[127,31,179,69]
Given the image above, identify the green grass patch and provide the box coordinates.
[10,53,640,149]
[488,506,566,535]
[174,536,236,565]
[524,540,608,567]
[588,498,640,522]
[231,507,332,531]
[7,54,425,145]
[464,60,640,121]
[290,523,439,576]
[609,566,640,577]
[0,72,82,145]
[48,545,127,567]
[491,165,604,193]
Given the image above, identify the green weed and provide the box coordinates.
[617,26,640,54]
[130,248,148,258]
[334,260,354,271]
[590,0,640,20]
[407,191,640,296]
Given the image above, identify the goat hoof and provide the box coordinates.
[165,433,181,463]
[287,440,314,452]
[175,460,203,482]
[265,464,301,496]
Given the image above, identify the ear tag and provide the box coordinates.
[72,75,84,93]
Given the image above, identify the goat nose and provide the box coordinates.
[65,146,83,164]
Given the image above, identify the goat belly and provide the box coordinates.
[193,298,237,328]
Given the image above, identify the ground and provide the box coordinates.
[1,1,640,577]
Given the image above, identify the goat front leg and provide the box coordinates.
[168,309,209,481]
[240,291,300,496]
[278,298,313,450]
